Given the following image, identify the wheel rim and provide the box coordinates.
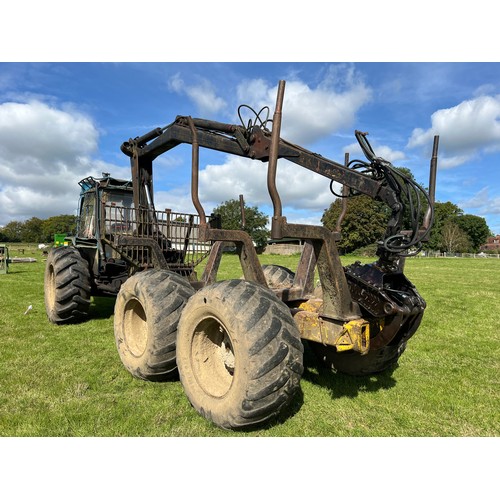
[123,298,148,357]
[46,265,56,310]
[191,316,235,398]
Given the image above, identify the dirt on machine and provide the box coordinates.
[44,80,438,430]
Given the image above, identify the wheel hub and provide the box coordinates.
[191,317,235,398]
[123,298,148,357]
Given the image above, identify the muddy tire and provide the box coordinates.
[44,246,91,324]
[262,264,295,288]
[310,340,408,376]
[176,279,304,430]
[114,269,194,381]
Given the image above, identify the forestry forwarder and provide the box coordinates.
[44,80,438,430]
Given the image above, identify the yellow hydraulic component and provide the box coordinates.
[294,300,373,355]
[334,319,371,355]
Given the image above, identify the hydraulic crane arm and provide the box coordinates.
[121,118,399,208]
[121,106,436,264]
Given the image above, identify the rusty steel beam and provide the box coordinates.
[124,120,400,210]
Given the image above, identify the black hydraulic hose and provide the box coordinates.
[353,129,434,254]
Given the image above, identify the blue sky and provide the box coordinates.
[1,61,500,235]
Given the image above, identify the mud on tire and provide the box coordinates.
[176,279,304,430]
[114,269,194,381]
[44,246,92,324]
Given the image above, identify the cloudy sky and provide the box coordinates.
[1,61,500,235]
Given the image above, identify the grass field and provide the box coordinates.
[0,243,499,437]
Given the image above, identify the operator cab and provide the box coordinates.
[77,173,134,241]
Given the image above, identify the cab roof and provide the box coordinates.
[78,174,133,194]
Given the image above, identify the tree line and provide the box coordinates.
[0,202,269,247]
[0,192,492,255]
[214,194,492,255]
[321,196,492,255]
[0,215,77,243]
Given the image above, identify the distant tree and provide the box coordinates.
[20,217,44,243]
[212,198,270,249]
[321,166,433,254]
[1,215,77,243]
[321,195,389,254]
[454,214,491,252]
[41,215,77,242]
[424,202,491,252]
[0,231,7,242]
[2,220,24,242]
[440,221,472,253]
[426,201,464,250]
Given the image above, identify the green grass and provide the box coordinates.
[0,244,498,436]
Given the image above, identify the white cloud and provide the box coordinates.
[148,66,372,225]
[462,186,500,215]
[458,186,500,235]
[168,73,227,115]
[0,186,76,219]
[473,84,497,97]
[0,100,125,225]
[153,186,194,215]
[438,153,476,169]
[152,154,336,226]
[197,155,334,214]
[281,213,324,226]
[236,67,372,144]
[343,141,406,163]
[461,187,489,210]
[0,100,98,162]
[407,94,500,167]
[0,92,346,228]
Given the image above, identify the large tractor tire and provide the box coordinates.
[262,264,295,288]
[114,269,194,381]
[176,279,304,430]
[44,246,92,324]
